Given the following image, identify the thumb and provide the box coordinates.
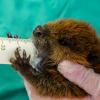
[58,60,100,97]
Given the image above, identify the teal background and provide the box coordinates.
[0,0,100,100]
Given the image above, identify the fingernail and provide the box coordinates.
[58,60,80,74]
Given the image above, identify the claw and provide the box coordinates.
[23,49,27,59]
[10,58,15,63]
[22,49,28,64]
[15,48,21,59]
[27,55,31,62]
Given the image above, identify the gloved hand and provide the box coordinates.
[24,60,100,100]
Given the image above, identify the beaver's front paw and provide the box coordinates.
[10,48,41,77]
[10,47,31,71]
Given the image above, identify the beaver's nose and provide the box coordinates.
[33,25,43,37]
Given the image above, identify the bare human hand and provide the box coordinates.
[58,61,100,100]
[24,60,100,100]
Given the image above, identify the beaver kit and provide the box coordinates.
[10,19,100,98]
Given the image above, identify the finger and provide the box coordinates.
[15,48,21,59]
[58,60,100,97]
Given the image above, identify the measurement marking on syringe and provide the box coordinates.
[0,37,35,64]
[0,39,6,51]
[1,44,5,51]
[0,38,32,43]
[0,38,32,51]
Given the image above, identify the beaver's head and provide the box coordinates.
[32,19,100,74]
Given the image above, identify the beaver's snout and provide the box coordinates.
[33,25,43,37]
[32,25,50,74]
[33,25,48,38]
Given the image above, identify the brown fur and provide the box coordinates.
[11,19,100,98]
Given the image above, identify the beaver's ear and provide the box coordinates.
[87,45,100,73]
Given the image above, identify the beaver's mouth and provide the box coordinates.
[31,38,49,74]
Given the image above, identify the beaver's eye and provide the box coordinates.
[58,37,68,46]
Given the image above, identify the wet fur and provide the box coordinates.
[11,19,100,98]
